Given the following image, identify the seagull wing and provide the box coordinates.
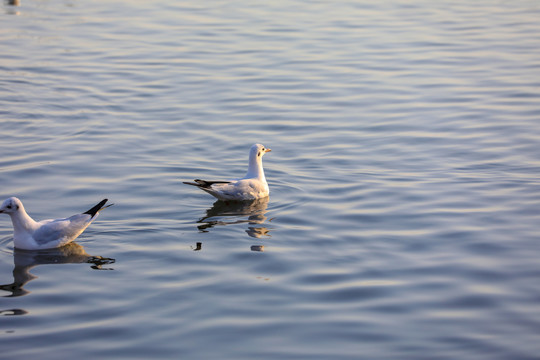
[32,214,93,247]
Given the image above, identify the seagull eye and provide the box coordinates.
[6,205,11,209]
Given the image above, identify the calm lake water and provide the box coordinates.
[1,1,540,359]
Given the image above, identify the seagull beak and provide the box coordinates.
[265,148,272,153]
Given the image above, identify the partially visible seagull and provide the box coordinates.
[184,143,272,201]
[0,197,112,250]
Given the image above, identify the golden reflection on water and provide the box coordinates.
[194,197,271,251]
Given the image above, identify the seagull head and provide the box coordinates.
[0,197,22,215]
[251,143,271,161]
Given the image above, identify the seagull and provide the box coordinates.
[0,197,112,250]
[183,143,272,201]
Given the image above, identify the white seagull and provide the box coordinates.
[183,143,272,201]
[0,197,112,250]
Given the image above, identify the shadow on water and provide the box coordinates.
[0,242,115,298]
[193,198,272,251]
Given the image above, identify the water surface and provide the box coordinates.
[1,1,540,359]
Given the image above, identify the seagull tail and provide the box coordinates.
[83,199,113,218]
[183,179,231,189]
[183,181,201,187]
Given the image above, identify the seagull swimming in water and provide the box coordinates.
[183,143,272,201]
[0,197,112,250]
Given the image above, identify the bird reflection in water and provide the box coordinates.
[194,197,271,251]
[0,242,115,298]
[4,0,21,15]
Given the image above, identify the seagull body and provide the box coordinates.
[184,144,271,201]
[0,197,111,250]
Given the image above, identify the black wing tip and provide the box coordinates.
[183,179,209,188]
[83,199,109,217]
[183,181,200,187]
[183,179,231,188]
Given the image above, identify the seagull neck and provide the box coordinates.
[246,154,266,180]
[9,208,38,235]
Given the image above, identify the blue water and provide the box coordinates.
[1,1,540,359]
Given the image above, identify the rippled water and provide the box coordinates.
[1,1,540,358]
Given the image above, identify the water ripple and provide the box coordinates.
[1,0,540,359]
